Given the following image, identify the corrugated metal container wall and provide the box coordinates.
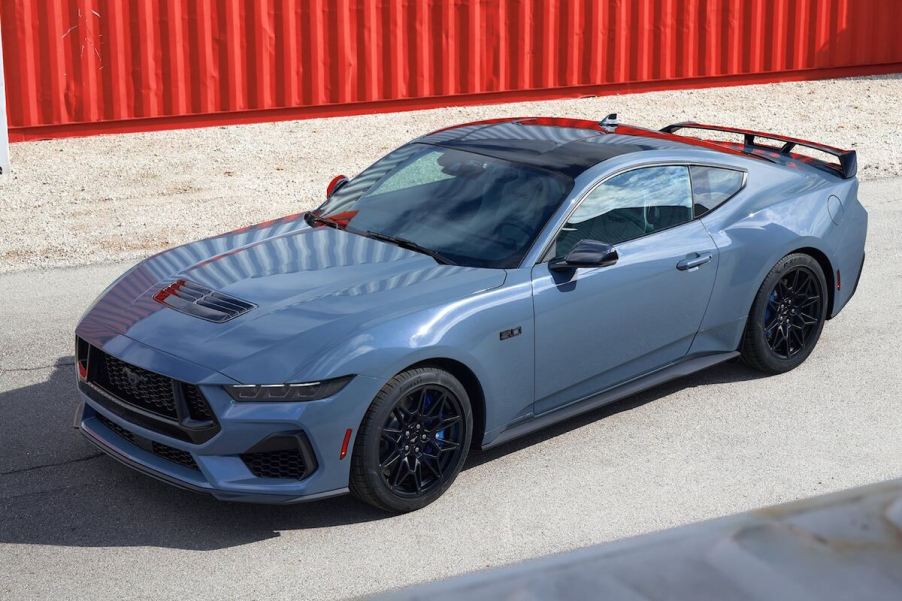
[2,0,901,141]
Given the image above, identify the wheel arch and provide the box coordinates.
[733,245,836,354]
[788,246,836,317]
[405,358,487,450]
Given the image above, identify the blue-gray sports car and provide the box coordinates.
[74,116,867,512]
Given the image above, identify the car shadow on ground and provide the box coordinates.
[0,355,766,551]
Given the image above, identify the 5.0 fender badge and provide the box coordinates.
[499,326,522,341]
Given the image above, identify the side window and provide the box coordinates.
[689,166,745,216]
[552,166,692,259]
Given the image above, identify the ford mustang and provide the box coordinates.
[74,116,867,512]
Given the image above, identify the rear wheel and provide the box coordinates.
[350,367,472,512]
[740,253,828,374]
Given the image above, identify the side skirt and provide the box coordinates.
[481,351,739,450]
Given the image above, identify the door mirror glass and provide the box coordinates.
[550,239,618,272]
[326,175,349,198]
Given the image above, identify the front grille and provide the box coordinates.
[88,346,214,423]
[81,341,220,444]
[96,352,178,418]
[96,414,199,471]
[151,442,199,470]
[184,384,213,420]
[242,449,308,480]
[154,279,255,323]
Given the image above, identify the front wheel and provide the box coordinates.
[349,367,472,512]
[740,253,828,374]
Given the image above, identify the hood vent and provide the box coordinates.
[153,279,255,323]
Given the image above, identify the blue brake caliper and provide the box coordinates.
[423,391,445,442]
[765,289,778,324]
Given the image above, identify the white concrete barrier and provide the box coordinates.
[374,479,902,601]
[0,24,9,176]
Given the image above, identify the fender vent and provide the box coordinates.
[154,279,255,323]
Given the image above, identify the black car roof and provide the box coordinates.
[415,117,705,178]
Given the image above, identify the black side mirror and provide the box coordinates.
[326,175,349,198]
[549,239,619,272]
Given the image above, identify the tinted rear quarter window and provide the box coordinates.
[690,166,745,216]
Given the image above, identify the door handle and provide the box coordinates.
[676,254,713,271]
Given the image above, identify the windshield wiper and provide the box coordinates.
[303,211,343,230]
[305,214,456,265]
[362,231,457,266]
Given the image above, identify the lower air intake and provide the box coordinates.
[96,413,199,471]
[242,449,308,479]
[96,413,135,443]
[151,442,200,471]
[240,433,317,480]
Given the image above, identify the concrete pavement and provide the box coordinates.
[1,178,901,600]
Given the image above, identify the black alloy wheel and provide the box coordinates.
[378,385,466,497]
[741,253,828,374]
[763,266,823,359]
[350,367,473,512]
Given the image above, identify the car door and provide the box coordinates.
[531,165,719,415]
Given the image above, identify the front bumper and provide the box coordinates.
[74,335,380,504]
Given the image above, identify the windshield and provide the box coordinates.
[316,143,572,268]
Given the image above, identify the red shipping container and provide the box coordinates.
[1,0,900,141]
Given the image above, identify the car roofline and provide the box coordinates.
[423,117,777,166]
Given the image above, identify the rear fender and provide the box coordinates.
[691,172,859,354]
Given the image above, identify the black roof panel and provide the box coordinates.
[416,119,692,177]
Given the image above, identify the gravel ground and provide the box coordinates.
[1,177,899,601]
[1,74,900,273]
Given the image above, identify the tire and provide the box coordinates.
[349,367,473,512]
[740,253,828,374]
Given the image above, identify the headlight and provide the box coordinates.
[225,375,353,402]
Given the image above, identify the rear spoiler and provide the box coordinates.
[660,122,857,179]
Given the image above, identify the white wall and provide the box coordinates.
[0,24,9,176]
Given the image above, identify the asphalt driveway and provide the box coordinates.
[1,177,900,600]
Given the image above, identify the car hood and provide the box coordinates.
[78,216,506,381]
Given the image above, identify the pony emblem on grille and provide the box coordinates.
[122,366,147,388]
